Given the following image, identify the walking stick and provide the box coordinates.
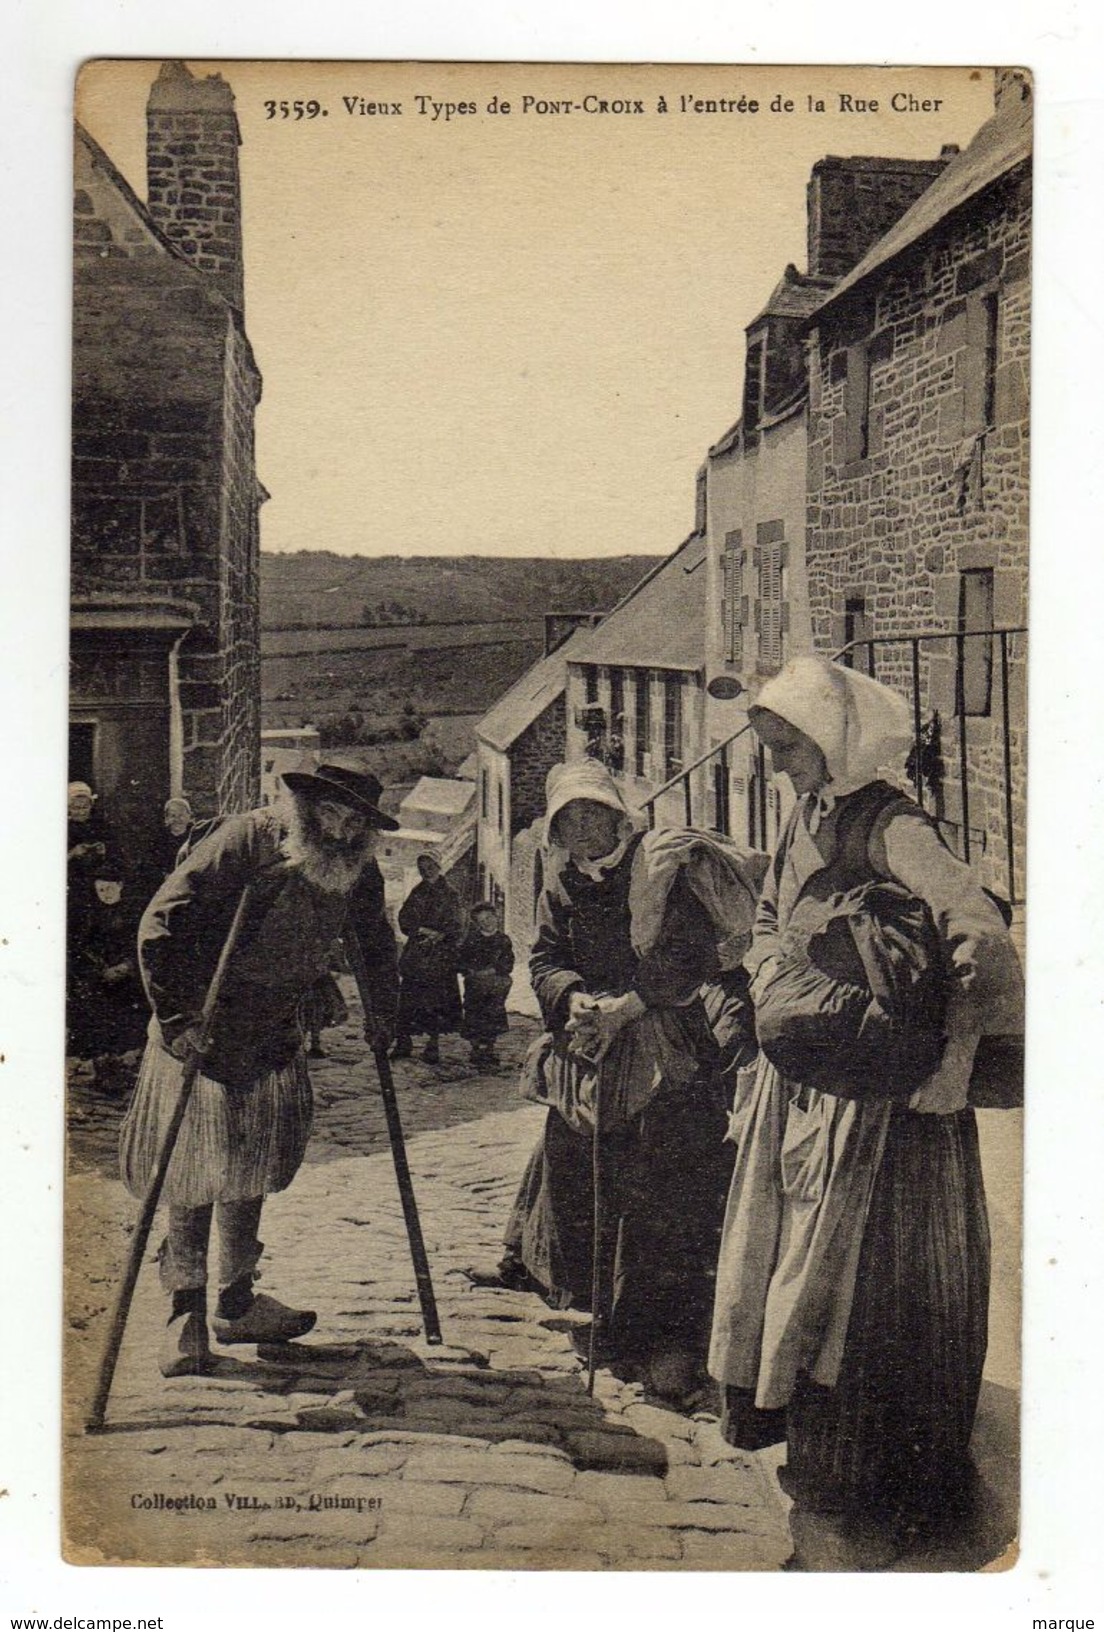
[85,883,255,1433]
[587,1067,607,1396]
[343,925,443,1345]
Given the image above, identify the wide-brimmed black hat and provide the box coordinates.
[282,763,399,830]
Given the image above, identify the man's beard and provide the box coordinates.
[283,797,376,894]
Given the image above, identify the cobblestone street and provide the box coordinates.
[64,1007,793,1570]
[65,991,1020,1572]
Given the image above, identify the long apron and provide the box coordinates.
[707,791,991,1517]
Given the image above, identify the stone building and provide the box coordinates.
[565,532,709,829]
[802,74,1031,900]
[376,776,477,920]
[473,625,592,982]
[703,154,956,852]
[70,61,263,881]
[259,727,322,806]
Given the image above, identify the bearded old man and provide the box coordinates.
[119,764,399,1378]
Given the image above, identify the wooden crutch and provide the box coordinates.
[85,884,255,1432]
[587,1066,609,1396]
[343,924,443,1346]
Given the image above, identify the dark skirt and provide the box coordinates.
[462,973,510,1044]
[396,945,462,1037]
[782,1105,991,1523]
[298,972,348,1036]
[504,1076,734,1369]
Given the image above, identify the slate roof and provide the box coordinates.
[747,265,837,328]
[75,124,184,266]
[476,626,590,753]
[568,532,707,673]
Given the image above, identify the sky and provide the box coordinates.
[76,61,996,559]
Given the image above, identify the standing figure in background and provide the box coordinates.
[298,961,349,1058]
[67,781,115,916]
[391,854,463,1065]
[459,901,514,1069]
[157,797,195,878]
[707,657,1025,1571]
[67,864,147,1078]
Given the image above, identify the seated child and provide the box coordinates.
[459,903,514,1068]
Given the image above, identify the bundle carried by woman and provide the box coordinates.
[520,769,768,1131]
[753,781,949,1099]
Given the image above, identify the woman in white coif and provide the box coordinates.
[707,656,1024,1572]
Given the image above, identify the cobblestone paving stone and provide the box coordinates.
[64,1010,792,1571]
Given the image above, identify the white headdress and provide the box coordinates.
[752,656,912,825]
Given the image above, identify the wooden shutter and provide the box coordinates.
[758,539,784,668]
[844,342,870,463]
[963,292,999,436]
[722,530,743,665]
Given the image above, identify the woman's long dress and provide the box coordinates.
[505,833,734,1374]
[395,876,463,1037]
[708,782,1024,1523]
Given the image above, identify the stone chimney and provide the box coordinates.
[994,68,1032,110]
[807,154,952,279]
[544,611,602,657]
[146,61,244,311]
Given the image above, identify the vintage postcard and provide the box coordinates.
[65,59,1028,1570]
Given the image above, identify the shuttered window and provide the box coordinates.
[663,676,683,778]
[963,291,1001,436]
[844,341,871,463]
[721,530,745,666]
[754,521,788,671]
[634,670,651,776]
[609,668,625,728]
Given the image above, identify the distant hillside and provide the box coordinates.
[260,552,658,630]
[259,551,663,789]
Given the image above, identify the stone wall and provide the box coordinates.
[807,156,950,279]
[806,162,1031,897]
[212,315,262,814]
[72,119,261,838]
[509,697,567,837]
[146,62,245,311]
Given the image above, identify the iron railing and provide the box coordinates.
[640,722,753,830]
[637,625,1026,904]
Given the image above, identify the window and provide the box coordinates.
[480,768,489,820]
[68,721,97,787]
[694,465,708,534]
[663,676,683,779]
[713,760,731,836]
[754,522,788,671]
[743,338,765,436]
[634,670,651,776]
[72,490,186,556]
[982,292,1000,430]
[963,289,1001,437]
[583,665,599,705]
[844,342,871,463]
[607,668,625,772]
[721,530,746,666]
[958,568,994,716]
[142,490,187,555]
[842,596,875,676]
[497,779,505,833]
[609,668,625,729]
